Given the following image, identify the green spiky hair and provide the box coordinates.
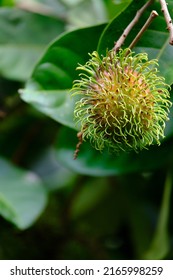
[72,48,171,153]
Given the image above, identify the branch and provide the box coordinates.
[113,0,154,52]
[159,0,173,45]
[74,132,83,159]
[128,10,158,52]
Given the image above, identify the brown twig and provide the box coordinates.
[159,0,173,45]
[74,131,83,159]
[113,0,154,52]
[127,10,158,53]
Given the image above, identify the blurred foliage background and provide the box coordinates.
[0,0,173,260]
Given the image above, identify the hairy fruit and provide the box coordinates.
[72,48,171,153]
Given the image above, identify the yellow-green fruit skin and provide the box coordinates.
[72,48,171,153]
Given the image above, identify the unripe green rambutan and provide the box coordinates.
[72,48,171,153]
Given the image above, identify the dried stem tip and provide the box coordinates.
[72,49,171,153]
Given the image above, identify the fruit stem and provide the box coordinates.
[113,0,154,52]
[74,131,83,160]
[127,10,158,54]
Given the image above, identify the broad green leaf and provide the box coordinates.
[20,89,77,129]
[20,24,106,129]
[55,126,173,176]
[0,158,47,229]
[0,8,65,81]
[98,0,173,85]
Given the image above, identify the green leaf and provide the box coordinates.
[20,24,106,128]
[20,88,77,129]
[0,158,47,229]
[55,126,173,176]
[0,8,65,81]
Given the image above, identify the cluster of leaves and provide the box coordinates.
[0,0,173,259]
